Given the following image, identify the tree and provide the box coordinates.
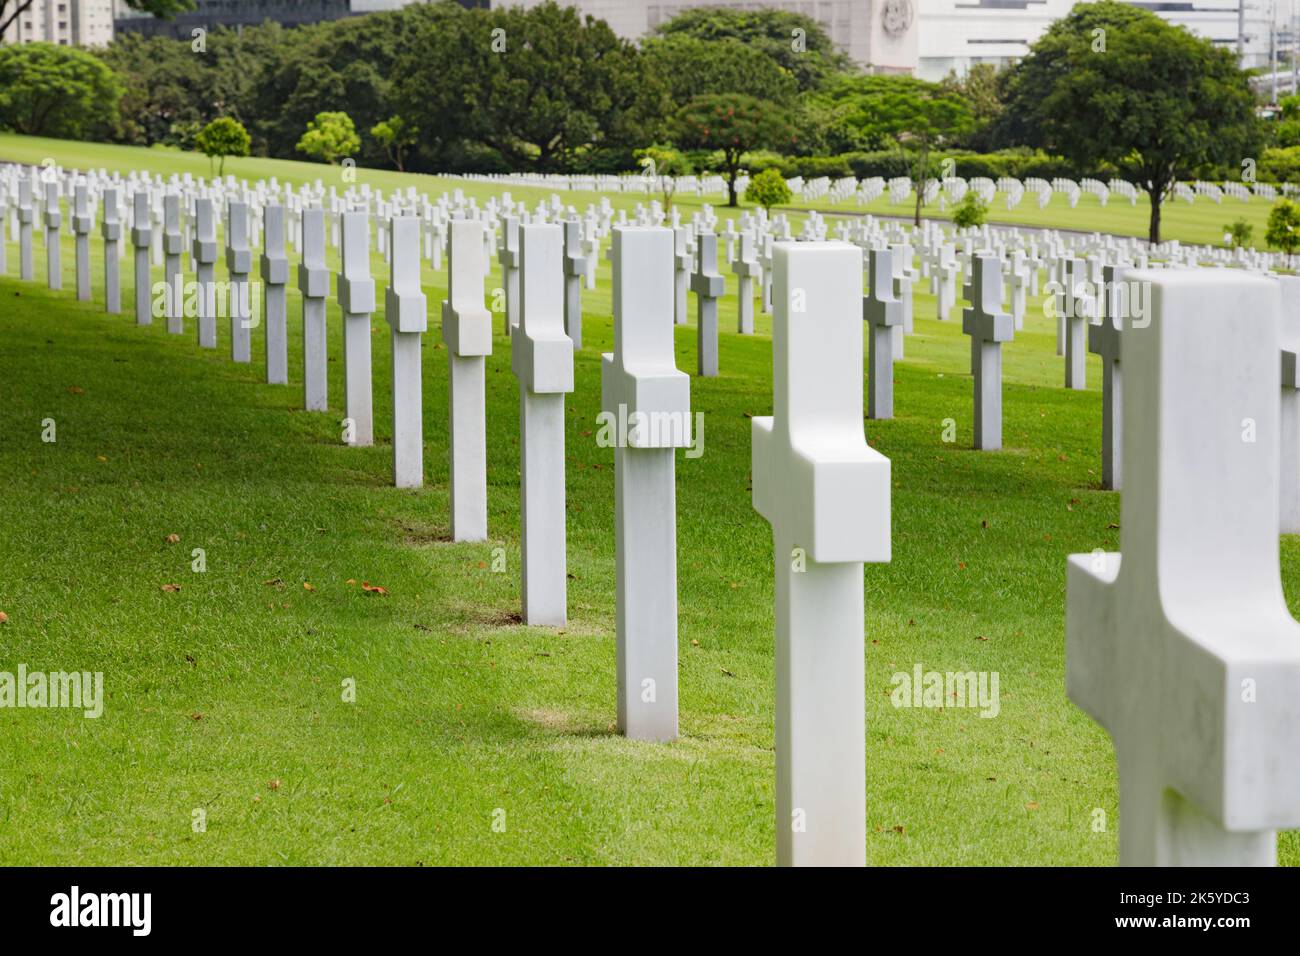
[0,43,122,139]
[939,63,1005,151]
[1223,218,1253,248]
[394,2,657,172]
[195,116,250,177]
[641,35,797,107]
[296,111,360,165]
[812,75,972,225]
[653,7,852,93]
[1,0,192,43]
[672,94,794,207]
[1267,199,1300,254]
[744,167,792,211]
[952,191,988,229]
[634,144,692,209]
[999,1,1260,243]
[371,116,417,171]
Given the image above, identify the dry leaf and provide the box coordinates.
[165,533,180,544]
[303,582,316,592]
[96,455,107,462]
[160,583,181,592]
[268,780,281,791]
[1026,801,1041,811]
[67,386,84,395]
[263,577,284,588]
[0,611,8,624]
[361,582,389,596]
[346,578,357,585]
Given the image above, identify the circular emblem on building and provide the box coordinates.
[881,0,914,38]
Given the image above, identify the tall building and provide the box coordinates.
[491,0,1277,77]
[111,0,486,38]
[0,0,116,45]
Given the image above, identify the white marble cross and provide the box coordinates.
[260,204,290,385]
[71,183,92,302]
[498,215,521,333]
[562,218,586,349]
[101,188,121,315]
[226,200,253,363]
[193,198,219,349]
[44,181,62,292]
[601,226,691,742]
[753,240,890,867]
[512,223,574,626]
[338,210,375,446]
[862,247,902,420]
[299,207,330,411]
[442,218,492,533]
[733,231,760,334]
[1089,264,1124,490]
[1278,275,1300,533]
[962,255,1014,450]
[162,193,184,333]
[1064,256,1089,389]
[130,190,152,326]
[1066,270,1300,866]
[672,226,691,326]
[690,231,725,377]
[386,216,427,488]
[16,177,33,281]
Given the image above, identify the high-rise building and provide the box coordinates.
[0,0,116,46]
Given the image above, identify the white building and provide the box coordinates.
[490,0,1277,78]
[1,0,115,45]
[916,0,1275,80]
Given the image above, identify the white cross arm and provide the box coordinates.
[601,227,690,449]
[754,242,890,563]
[511,223,574,394]
[338,210,375,315]
[225,201,251,275]
[297,207,329,299]
[441,218,492,356]
[260,205,289,285]
[385,216,426,333]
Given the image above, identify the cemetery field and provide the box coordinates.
[3,152,1300,867]
[0,133,1279,252]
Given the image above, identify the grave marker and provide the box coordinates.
[193,198,219,349]
[339,211,375,446]
[226,200,253,363]
[44,181,61,291]
[499,215,520,333]
[72,183,92,302]
[386,216,428,488]
[512,223,574,626]
[863,248,902,420]
[101,188,121,315]
[691,231,724,377]
[601,227,690,742]
[562,218,586,348]
[130,191,152,326]
[260,205,290,385]
[163,193,184,334]
[442,218,492,538]
[753,240,890,866]
[1089,265,1124,490]
[298,207,329,411]
[1067,271,1300,865]
[962,255,1014,450]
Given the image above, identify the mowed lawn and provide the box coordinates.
[1,139,1298,866]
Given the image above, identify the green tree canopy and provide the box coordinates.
[196,116,250,177]
[296,110,360,165]
[0,42,122,139]
[998,0,1260,242]
[642,35,797,108]
[672,93,795,207]
[653,7,852,93]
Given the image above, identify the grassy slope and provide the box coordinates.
[1,137,1297,865]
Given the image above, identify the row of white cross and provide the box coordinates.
[7,161,1300,867]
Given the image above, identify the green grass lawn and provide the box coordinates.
[1,139,1297,865]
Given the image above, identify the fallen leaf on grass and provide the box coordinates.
[263,578,284,588]
[361,582,388,596]
[96,455,107,462]
[268,780,281,791]
[0,611,8,624]
[1026,801,1040,811]
[302,582,316,592]
[160,583,181,593]
[67,386,84,395]
[165,533,180,544]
